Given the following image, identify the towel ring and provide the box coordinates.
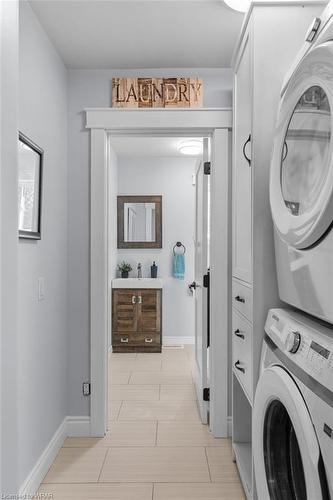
[173,241,186,254]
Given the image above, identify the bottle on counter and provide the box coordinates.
[151,261,158,278]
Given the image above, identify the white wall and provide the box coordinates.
[18,1,68,487]
[1,0,19,492]
[117,156,196,340]
[67,68,232,416]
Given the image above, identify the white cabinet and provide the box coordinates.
[233,28,252,284]
[231,3,325,499]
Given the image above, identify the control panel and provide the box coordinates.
[265,309,333,390]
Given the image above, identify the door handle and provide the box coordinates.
[120,337,129,343]
[234,329,245,339]
[145,338,153,343]
[234,360,245,373]
[235,295,245,303]
[132,295,136,304]
[138,296,142,304]
[242,134,251,167]
[188,281,197,291]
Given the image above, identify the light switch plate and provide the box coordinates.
[38,277,45,301]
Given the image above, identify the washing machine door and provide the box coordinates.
[253,366,325,500]
[270,42,333,249]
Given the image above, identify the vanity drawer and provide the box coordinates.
[134,333,161,346]
[113,333,135,346]
[113,332,161,347]
[232,278,253,322]
[232,310,252,402]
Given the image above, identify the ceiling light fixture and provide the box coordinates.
[223,0,251,13]
[177,140,203,156]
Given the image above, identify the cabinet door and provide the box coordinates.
[233,28,253,284]
[112,289,138,333]
[137,289,161,333]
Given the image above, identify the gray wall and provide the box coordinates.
[1,0,19,492]
[117,156,196,340]
[18,1,68,486]
[67,68,232,416]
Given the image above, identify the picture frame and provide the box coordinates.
[18,132,44,240]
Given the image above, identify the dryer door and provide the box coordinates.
[253,366,325,500]
[270,43,333,249]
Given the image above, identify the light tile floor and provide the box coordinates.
[39,346,245,499]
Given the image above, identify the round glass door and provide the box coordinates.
[270,42,333,249]
[281,86,331,218]
[264,400,307,500]
[253,366,325,500]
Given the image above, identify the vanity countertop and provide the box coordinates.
[112,278,163,289]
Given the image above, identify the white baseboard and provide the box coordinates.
[19,417,67,496]
[19,415,91,496]
[227,416,232,437]
[66,415,91,437]
[163,336,194,346]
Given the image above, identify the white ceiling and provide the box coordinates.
[29,0,244,69]
[110,136,203,157]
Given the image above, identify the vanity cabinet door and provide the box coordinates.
[112,289,138,333]
[137,289,162,333]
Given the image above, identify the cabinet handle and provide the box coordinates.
[138,296,142,304]
[242,134,251,166]
[235,295,245,303]
[145,338,153,343]
[120,337,129,343]
[235,360,245,373]
[282,141,288,162]
[234,329,245,339]
[132,296,136,304]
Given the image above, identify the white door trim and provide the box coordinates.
[86,108,231,437]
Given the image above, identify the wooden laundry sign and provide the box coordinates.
[112,77,203,108]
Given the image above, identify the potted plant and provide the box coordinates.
[118,261,132,278]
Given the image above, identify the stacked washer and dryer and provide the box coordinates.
[254,4,333,499]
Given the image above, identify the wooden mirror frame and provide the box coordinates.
[117,195,162,249]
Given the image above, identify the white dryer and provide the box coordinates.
[270,4,333,323]
[254,308,333,500]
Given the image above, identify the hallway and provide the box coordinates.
[38,346,245,499]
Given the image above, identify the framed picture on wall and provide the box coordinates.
[18,132,43,239]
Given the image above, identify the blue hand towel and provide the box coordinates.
[173,253,185,280]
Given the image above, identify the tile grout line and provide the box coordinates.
[96,447,109,482]
[115,400,123,421]
[152,482,155,500]
[204,446,213,483]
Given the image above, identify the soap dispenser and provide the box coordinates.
[151,261,158,278]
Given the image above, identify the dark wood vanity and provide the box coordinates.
[112,288,162,352]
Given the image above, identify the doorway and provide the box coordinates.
[87,108,231,438]
[107,134,208,424]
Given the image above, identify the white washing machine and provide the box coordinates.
[254,308,333,500]
[270,3,333,324]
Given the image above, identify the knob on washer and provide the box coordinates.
[286,331,301,354]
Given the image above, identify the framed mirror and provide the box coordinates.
[117,195,162,248]
[18,132,44,239]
